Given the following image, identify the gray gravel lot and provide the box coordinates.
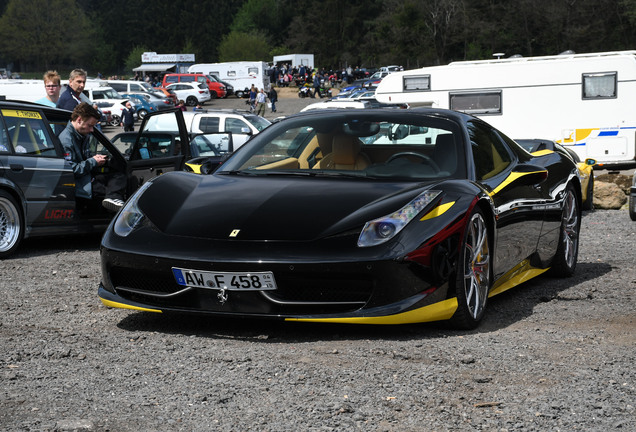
[2,95,635,431]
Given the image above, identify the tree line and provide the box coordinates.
[1,0,636,77]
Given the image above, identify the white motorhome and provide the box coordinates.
[375,51,636,166]
[188,62,270,98]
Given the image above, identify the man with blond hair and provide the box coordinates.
[57,68,88,111]
[35,70,61,107]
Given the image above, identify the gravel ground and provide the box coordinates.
[2,95,635,431]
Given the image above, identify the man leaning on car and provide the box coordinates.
[59,102,127,212]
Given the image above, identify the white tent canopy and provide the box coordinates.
[133,63,176,72]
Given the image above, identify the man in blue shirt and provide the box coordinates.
[57,69,87,111]
[35,70,61,107]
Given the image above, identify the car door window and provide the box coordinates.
[2,109,57,157]
[467,120,512,180]
[199,116,220,133]
[181,76,195,83]
[225,118,248,134]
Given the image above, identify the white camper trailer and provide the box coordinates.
[375,51,636,166]
[188,62,270,98]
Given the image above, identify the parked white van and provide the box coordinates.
[188,62,270,98]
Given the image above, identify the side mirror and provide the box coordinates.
[585,158,596,166]
[241,127,252,135]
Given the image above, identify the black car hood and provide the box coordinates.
[140,172,438,241]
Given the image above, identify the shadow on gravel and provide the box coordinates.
[115,261,613,342]
[9,233,103,259]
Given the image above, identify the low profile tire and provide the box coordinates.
[186,96,198,106]
[137,109,148,119]
[582,175,594,211]
[549,184,581,277]
[109,115,121,127]
[0,190,24,259]
[451,207,491,329]
[629,193,636,221]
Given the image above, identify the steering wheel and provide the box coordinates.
[386,152,440,173]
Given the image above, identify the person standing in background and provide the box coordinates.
[35,71,61,107]
[57,69,88,111]
[120,101,135,132]
[268,86,278,113]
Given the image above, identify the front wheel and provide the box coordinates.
[210,91,218,99]
[451,208,491,329]
[235,90,244,98]
[0,190,24,259]
[550,184,580,277]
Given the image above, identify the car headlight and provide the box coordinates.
[357,190,442,247]
[113,181,154,237]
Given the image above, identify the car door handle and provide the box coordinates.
[10,164,24,172]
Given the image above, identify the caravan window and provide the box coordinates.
[227,70,237,77]
[403,75,430,91]
[450,91,502,115]
[582,72,617,99]
[248,67,258,75]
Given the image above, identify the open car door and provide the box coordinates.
[126,108,189,190]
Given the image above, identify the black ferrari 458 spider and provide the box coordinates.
[99,108,581,329]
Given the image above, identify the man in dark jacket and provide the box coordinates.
[312,73,322,98]
[58,103,126,212]
[267,86,278,113]
[57,69,88,111]
[120,101,135,131]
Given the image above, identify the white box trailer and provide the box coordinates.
[272,53,314,69]
[375,51,636,167]
[188,62,270,98]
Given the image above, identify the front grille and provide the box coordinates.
[108,265,374,312]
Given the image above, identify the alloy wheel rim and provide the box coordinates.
[0,198,20,252]
[562,190,579,268]
[463,213,490,319]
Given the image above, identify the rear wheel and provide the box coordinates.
[550,184,580,277]
[451,208,491,329]
[109,114,121,127]
[137,109,148,119]
[629,193,636,221]
[186,96,198,106]
[0,191,24,259]
[235,90,244,98]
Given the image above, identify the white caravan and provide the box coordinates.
[188,62,270,98]
[375,51,636,166]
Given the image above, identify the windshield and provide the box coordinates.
[218,110,466,180]
[94,88,122,99]
[245,115,271,132]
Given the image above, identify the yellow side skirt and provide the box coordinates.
[488,261,549,298]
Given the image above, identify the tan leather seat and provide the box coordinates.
[314,135,371,170]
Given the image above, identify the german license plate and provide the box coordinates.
[172,268,277,291]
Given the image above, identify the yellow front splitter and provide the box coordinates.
[285,297,458,325]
